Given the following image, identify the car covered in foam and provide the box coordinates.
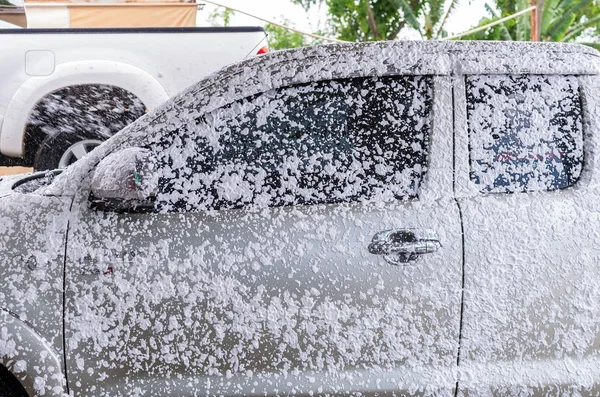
[2,40,600,396]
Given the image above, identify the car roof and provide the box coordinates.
[158,40,600,114]
[138,40,599,139]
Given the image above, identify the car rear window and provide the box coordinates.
[153,75,433,212]
[466,74,583,194]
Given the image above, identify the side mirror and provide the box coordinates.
[90,147,157,212]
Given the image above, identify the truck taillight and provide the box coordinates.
[257,46,269,55]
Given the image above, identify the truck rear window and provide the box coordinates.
[466,74,583,194]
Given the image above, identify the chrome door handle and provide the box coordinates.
[368,229,440,265]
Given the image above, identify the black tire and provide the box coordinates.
[33,131,105,171]
[0,364,28,397]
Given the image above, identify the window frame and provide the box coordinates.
[454,73,586,198]
[148,75,454,213]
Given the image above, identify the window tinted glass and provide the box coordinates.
[466,75,583,194]
[153,76,433,212]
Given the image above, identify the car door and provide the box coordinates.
[455,72,600,394]
[64,74,463,396]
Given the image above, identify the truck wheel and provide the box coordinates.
[0,364,28,397]
[27,84,146,171]
[33,131,104,171]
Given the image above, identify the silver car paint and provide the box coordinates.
[454,73,600,394]
[1,309,66,395]
[0,189,71,396]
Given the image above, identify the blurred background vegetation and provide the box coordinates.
[459,0,600,47]
[209,0,600,50]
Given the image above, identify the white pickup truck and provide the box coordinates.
[0,26,268,170]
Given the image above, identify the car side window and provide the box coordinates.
[152,75,433,213]
[466,74,584,194]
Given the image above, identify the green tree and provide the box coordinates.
[292,0,458,41]
[206,9,311,50]
[264,22,310,50]
[205,0,462,51]
[0,0,15,6]
[460,0,600,45]
[207,7,235,27]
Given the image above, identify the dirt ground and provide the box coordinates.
[0,167,33,176]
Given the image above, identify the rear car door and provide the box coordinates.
[455,72,600,393]
[65,74,463,395]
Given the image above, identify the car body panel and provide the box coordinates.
[0,309,67,397]
[0,192,70,351]
[0,173,27,198]
[0,191,71,395]
[66,200,463,395]
[454,71,600,393]
[63,70,463,395]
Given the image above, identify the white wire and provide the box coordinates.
[441,6,536,40]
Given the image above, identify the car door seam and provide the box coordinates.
[61,196,76,394]
[451,72,467,397]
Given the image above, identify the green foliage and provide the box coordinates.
[204,6,311,50]
[291,0,454,41]
[207,7,235,27]
[460,0,600,44]
[0,0,15,6]
[264,23,310,50]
